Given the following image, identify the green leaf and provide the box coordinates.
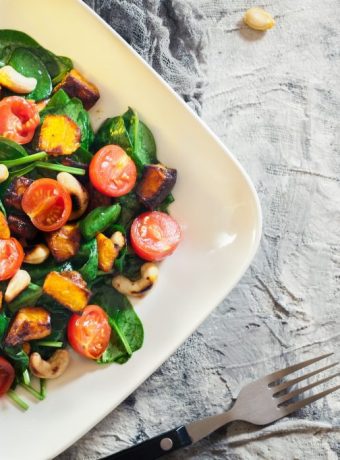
[92,284,144,364]
[6,283,42,314]
[0,30,73,81]
[4,347,29,375]
[123,108,157,171]
[0,311,9,341]
[117,192,144,229]
[0,137,27,161]
[93,116,132,153]
[0,198,6,217]
[9,47,52,101]
[40,89,70,116]
[79,239,98,283]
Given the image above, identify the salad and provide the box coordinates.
[0,30,180,410]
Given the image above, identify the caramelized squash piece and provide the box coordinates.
[4,176,33,211]
[45,224,81,262]
[0,211,10,239]
[38,114,81,156]
[136,164,177,209]
[96,233,115,272]
[4,307,51,347]
[8,214,38,240]
[54,69,100,110]
[0,291,3,311]
[43,271,91,312]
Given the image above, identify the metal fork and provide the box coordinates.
[103,353,340,460]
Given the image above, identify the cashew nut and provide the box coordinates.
[112,262,158,297]
[110,231,125,253]
[5,269,31,303]
[24,244,50,264]
[243,7,275,31]
[57,172,89,220]
[29,349,70,379]
[0,164,9,183]
[0,65,37,94]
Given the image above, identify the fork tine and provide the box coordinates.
[280,383,340,416]
[277,371,340,405]
[272,362,338,394]
[265,353,334,384]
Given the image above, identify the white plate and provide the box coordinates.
[0,1,262,459]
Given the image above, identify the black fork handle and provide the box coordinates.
[101,425,192,460]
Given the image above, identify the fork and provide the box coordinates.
[103,353,340,460]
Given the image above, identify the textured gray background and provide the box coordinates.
[57,1,340,459]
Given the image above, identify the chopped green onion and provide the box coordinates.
[7,390,29,411]
[2,152,47,167]
[35,161,85,175]
[35,340,63,348]
[40,379,47,399]
[20,383,45,401]
[22,369,30,386]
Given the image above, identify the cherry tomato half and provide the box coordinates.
[0,357,15,396]
[0,96,40,144]
[67,305,111,360]
[131,211,181,261]
[89,145,137,197]
[0,238,24,281]
[22,178,72,232]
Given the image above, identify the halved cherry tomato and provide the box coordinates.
[0,357,15,396]
[89,145,137,197]
[67,305,111,360]
[0,238,24,281]
[131,211,181,261]
[0,96,40,144]
[22,178,72,232]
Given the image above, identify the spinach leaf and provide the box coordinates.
[93,116,132,153]
[0,30,73,81]
[40,89,70,116]
[79,239,98,283]
[4,347,29,375]
[115,250,145,281]
[117,192,144,229]
[0,137,27,160]
[0,312,9,341]
[123,108,157,171]
[70,146,93,164]
[9,47,52,101]
[6,284,42,314]
[94,109,157,173]
[91,284,144,364]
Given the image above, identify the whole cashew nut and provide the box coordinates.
[0,66,37,94]
[57,172,89,220]
[29,349,70,379]
[24,244,50,264]
[112,263,158,297]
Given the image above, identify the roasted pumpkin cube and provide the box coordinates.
[45,224,81,262]
[43,271,91,312]
[4,176,33,211]
[8,214,38,240]
[4,307,51,347]
[54,69,100,110]
[96,233,116,272]
[136,164,177,209]
[38,114,81,156]
[0,211,10,239]
[0,291,3,311]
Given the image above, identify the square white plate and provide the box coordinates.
[0,1,262,459]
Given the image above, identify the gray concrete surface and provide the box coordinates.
[57,1,340,459]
